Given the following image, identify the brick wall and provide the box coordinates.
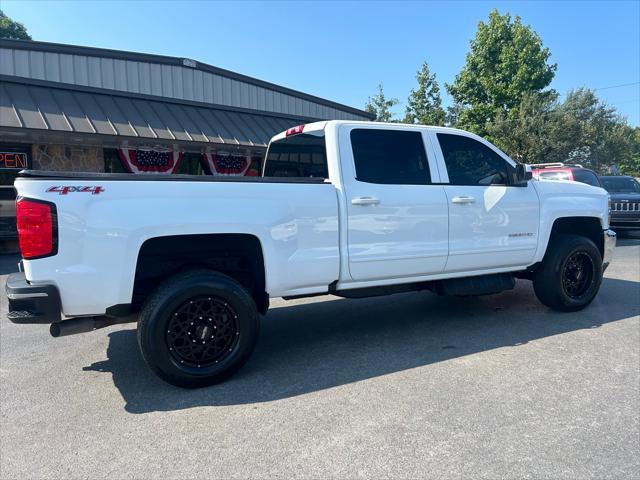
[32,144,104,172]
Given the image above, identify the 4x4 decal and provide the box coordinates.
[46,186,105,195]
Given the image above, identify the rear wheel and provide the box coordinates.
[137,270,259,388]
[533,235,603,312]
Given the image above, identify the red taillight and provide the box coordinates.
[285,124,305,136]
[16,197,57,260]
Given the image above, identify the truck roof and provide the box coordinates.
[268,120,473,144]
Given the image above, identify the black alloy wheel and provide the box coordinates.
[166,296,240,368]
[561,251,596,300]
[532,234,603,312]
[137,270,259,388]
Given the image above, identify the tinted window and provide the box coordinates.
[263,134,328,178]
[572,169,601,187]
[438,133,513,185]
[350,129,431,185]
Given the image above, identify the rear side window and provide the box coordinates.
[572,169,601,187]
[263,133,328,178]
[437,133,513,185]
[350,129,431,185]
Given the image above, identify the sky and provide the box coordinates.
[3,0,639,125]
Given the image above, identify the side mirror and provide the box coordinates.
[515,164,532,186]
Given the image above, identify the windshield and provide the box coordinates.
[600,177,640,193]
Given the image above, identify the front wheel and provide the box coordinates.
[533,235,603,312]
[137,270,259,388]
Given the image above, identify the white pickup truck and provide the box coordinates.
[6,121,616,387]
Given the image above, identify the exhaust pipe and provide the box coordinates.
[50,316,135,338]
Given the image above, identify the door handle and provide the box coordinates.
[451,195,476,204]
[351,196,380,206]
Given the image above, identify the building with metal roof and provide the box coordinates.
[0,39,372,177]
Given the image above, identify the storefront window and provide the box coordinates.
[176,153,204,175]
[104,148,128,173]
[104,147,265,176]
[248,154,262,176]
[0,144,31,186]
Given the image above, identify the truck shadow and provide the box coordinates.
[84,277,639,414]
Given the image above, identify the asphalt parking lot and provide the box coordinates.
[1,237,639,479]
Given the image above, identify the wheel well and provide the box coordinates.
[548,217,604,257]
[132,234,268,314]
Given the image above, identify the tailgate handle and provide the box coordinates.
[451,195,476,205]
[351,196,380,206]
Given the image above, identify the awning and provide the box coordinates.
[0,79,310,147]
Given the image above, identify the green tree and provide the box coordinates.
[486,88,636,174]
[445,102,466,127]
[557,88,635,172]
[0,10,31,40]
[365,83,399,122]
[447,9,556,135]
[619,127,640,177]
[486,90,563,164]
[404,61,446,126]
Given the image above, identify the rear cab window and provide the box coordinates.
[263,132,328,179]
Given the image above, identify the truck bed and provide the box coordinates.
[14,169,340,314]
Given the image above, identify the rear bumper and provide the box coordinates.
[603,229,616,270]
[5,272,61,324]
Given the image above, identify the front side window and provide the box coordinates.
[437,133,513,186]
[350,129,431,185]
[263,133,328,178]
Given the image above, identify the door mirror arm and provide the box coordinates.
[514,164,533,187]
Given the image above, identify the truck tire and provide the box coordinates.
[533,234,603,312]
[137,269,259,388]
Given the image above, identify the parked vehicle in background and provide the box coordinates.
[600,175,640,234]
[530,163,603,187]
[5,121,615,388]
[0,186,17,240]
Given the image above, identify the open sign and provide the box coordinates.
[0,152,29,170]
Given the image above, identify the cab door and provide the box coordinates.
[339,125,449,281]
[430,131,540,273]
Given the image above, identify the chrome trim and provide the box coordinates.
[6,292,49,300]
[612,202,640,212]
[603,229,616,268]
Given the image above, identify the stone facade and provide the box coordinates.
[32,144,104,172]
